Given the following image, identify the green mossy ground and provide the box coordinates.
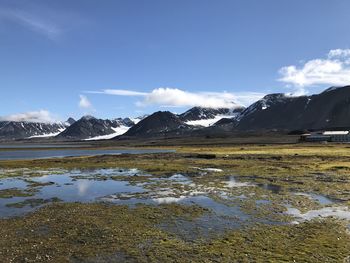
[0,188,37,198]
[0,203,348,262]
[0,143,349,261]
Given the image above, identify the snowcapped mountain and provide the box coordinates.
[4,86,350,141]
[84,117,141,140]
[215,85,350,131]
[0,114,149,141]
[178,107,245,127]
[235,93,291,122]
[56,116,136,140]
[0,120,70,140]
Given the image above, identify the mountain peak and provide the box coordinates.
[121,111,189,137]
[81,115,96,121]
[66,117,76,125]
[262,93,287,100]
[179,106,244,123]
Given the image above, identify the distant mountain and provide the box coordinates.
[56,116,135,140]
[216,85,350,131]
[4,86,350,141]
[0,121,68,140]
[179,106,245,127]
[121,111,191,137]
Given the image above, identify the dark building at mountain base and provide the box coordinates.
[300,131,350,142]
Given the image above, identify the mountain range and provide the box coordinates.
[56,116,135,140]
[2,85,350,141]
[0,120,70,140]
[216,86,350,132]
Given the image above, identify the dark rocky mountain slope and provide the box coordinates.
[56,116,134,140]
[216,86,350,131]
[121,111,191,137]
[0,121,68,140]
[178,107,244,122]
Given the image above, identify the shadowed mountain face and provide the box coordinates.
[217,86,350,131]
[0,121,68,140]
[56,116,133,140]
[66,118,76,125]
[122,111,191,137]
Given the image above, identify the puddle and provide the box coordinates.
[256,199,271,205]
[256,183,282,194]
[167,174,190,182]
[153,196,187,204]
[294,192,334,205]
[0,168,145,217]
[0,169,262,238]
[0,178,28,190]
[226,176,253,188]
[192,167,223,172]
[0,167,349,234]
[156,195,250,241]
[286,206,350,222]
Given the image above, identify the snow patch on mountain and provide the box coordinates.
[180,107,244,127]
[28,128,66,138]
[130,115,148,124]
[236,94,288,121]
[185,114,239,127]
[85,125,130,140]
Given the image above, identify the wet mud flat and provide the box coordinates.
[0,144,350,262]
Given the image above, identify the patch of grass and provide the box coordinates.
[0,202,207,262]
[0,203,348,262]
[24,179,56,187]
[5,197,62,208]
[0,188,37,198]
[202,219,350,262]
[1,144,350,200]
[0,144,350,261]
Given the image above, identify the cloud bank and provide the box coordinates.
[278,49,350,95]
[0,110,59,123]
[89,87,264,108]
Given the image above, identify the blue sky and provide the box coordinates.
[1,0,350,122]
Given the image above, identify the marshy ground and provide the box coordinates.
[0,142,349,262]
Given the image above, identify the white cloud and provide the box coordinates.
[0,7,61,40]
[79,95,92,109]
[229,92,266,106]
[140,88,239,108]
[278,49,350,94]
[328,49,350,59]
[89,89,147,96]
[0,110,59,123]
[90,87,264,108]
[0,3,86,41]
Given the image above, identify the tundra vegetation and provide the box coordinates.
[0,143,349,262]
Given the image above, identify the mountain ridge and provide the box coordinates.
[3,86,350,141]
[215,85,350,131]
